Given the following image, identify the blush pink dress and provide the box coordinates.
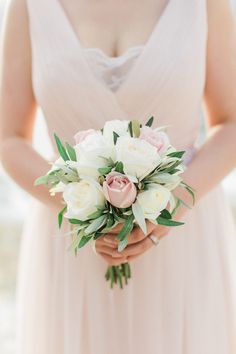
[17,0,236,353]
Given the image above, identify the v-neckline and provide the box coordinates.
[52,0,178,119]
[56,0,171,57]
[54,0,173,96]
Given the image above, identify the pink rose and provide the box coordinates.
[74,129,97,144]
[103,172,137,208]
[140,126,170,154]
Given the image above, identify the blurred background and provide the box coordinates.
[0,1,236,353]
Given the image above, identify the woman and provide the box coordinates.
[1,0,236,353]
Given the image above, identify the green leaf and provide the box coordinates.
[118,235,129,252]
[131,120,141,138]
[34,175,49,186]
[65,142,77,161]
[58,206,67,228]
[159,209,172,220]
[128,121,133,137]
[87,209,104,220]
[169,169,181,175]
[54,133,69,161]
[68,219,88,225]
[156,216,184,227]
[78,235,93,248]
[170,197,181,217]
[167,151,185,159]
[181,182,196,205]
[115,161,124,174]
[145,116,154,127]
[132,202,147,235]
[85,215,107,235]
[98,166,113,175]
[159,160,183,174]
[106,213,115,228]
[116,214,134,242]
[113,131,119,145]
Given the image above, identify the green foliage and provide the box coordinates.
[98,166,113,175]
[78,235,93,248]
[54,133,69,161]
[145,116,154,127]
[113,131,119,144]
[114,161,124,174]
[132,202,147,235]
[58,206,67,228]
[65,142,77,161]
[128,121,133,137]
[156,216,184,227]
[159,209,172,219]
[34,175,50,186]
[167,151,185,159]
[131,120,141,138]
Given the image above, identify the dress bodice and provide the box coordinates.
[82,46,144,92]
[26,0,208,151]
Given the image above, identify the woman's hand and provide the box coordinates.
[95,221,170,265]
[95,189,190,266]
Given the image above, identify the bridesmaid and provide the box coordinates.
[0,0,236,353]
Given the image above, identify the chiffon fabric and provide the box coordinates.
[16,0,236,353]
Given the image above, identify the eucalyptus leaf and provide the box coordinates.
[34,175,49,186]
[115,161,124,174]
[65,142,77,161]
[167,151,185,159]
[131,120,141,138]
[69,219,88,226]
[87,209,104,220]
[78,235,93,248]
[128,121,133,137]
[85,215,107,235]
[159,209,172,220]
[116,214,134,242]
[54,133,69,161]
[58,206,67,228]
[98,166,113,175]
[118,235,129,252]
[67,229,85,252]
[156,216,184,227]
[113,131,119,145]
[145,116,154,127]
[181,183,195,205]
[132,202,147,235]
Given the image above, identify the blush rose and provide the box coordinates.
[103,172,137,208]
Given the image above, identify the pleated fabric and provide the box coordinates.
[16,0,236,353]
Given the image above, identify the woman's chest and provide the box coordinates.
[57,0,169,57]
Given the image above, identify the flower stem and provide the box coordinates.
[105,263,131,289]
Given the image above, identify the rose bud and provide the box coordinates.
[103,172,137,208]
[140,126,170,155]
[74,129,97,144]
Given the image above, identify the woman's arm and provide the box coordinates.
[97,0,236,264]
[178,0,236,202]
[0,0,61,210]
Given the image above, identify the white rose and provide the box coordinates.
[103,119,129,144]
[63,180,105,221]
[75,132,116,179]
[116,136,161,180]
[137,185,171,220]
[150,173,182,191]
[50,157,65,172]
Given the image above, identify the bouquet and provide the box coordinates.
[35,117,195,288]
